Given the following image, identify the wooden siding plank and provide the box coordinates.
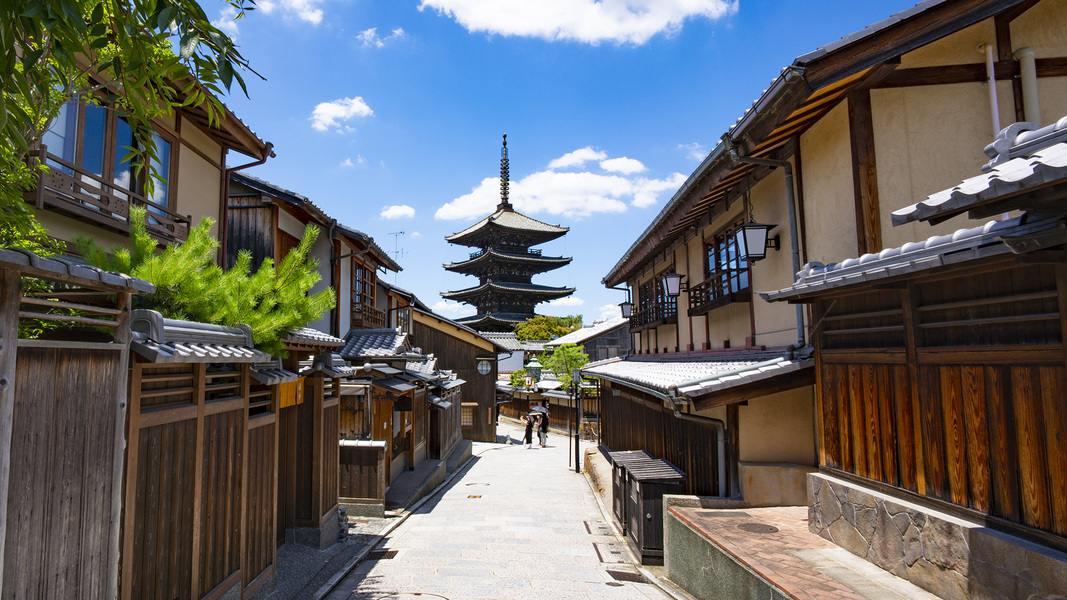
[838,364,853,474]
[1039,366,1067,535]
[877,365,897,487]
[939,366,968,507]
[893,365,917,492]
[848,365,867,479]
[1012,366,1052,531]
[919,367,947,501]
[862,364,883,482]
[986,367,1020,523]
[960,366,991,513]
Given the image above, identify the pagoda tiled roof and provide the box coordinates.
[445,206,567,246]
[444,248,571,273]
[441,281,575,302]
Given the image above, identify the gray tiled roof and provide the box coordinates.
[339,328,410,360]
[892,138,1067,226]
[130,309,271,363]
[454,312,534,329]
[481,332,525,352]
[301,352,360,378]
[405,356,439,380]
[250,359,299,385]
[0,248,154,293]
[582,354,812,400]
[286,327,344,348]
[442,281,575,298]
[761,215,1065,302]
[545,317,628,348]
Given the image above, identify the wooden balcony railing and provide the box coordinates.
[628,301,677,332]
[24,146,191,245]
[351,303,387,329]
[687,275,751,316]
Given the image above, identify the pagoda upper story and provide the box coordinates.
[442,135,574,332]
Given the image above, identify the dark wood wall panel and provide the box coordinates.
[5,348,124,600]
[244,422,276,588]
[602,387,719,496]
[198,410,243,597]
[130,420,197,600]
[322,402,340,519]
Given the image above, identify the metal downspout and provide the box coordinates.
[724,137,805,353]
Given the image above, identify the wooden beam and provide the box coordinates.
[801,0,1031,89]
[876,57,1067,88]
[848,89,882,255]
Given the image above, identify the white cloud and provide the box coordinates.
[257,0,324,24]
[631,173,687,208]
[547,296,585,308]
[310,97,373,132]
[680,142,707,161]
[435,147,685,220]
[358,27,406,48]
[596,303,624,322]
[212,6,241,37]
[341,155,367,168]
[411,231,423,239]
[600,157,646,174]
[548,147,606,170]
[432,300,468,316]
[380,205,415,219]
[418,0,737,45]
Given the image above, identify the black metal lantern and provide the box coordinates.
[661,272,686,298]
[733,223,780,262]
[619,300,634,318]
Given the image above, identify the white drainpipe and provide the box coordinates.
[1014,47,1041,126]
[980,43,1001,137]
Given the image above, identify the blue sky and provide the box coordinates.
[215,0,909,326]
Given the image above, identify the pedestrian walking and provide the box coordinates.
[538,411,549,447]
[522,414,535,448]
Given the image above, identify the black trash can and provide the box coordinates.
[625,458,685,565]
[607,450,652,533]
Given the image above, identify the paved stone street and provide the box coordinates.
[324,419,673,600]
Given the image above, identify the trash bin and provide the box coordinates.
[625,458,685,565]
[607,450,652,533]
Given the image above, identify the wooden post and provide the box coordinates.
[108,291,131,600]
[189,362,207,597]
[0,270,22,599]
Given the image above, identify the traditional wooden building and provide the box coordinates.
[411,308,507,443]
[585,0,1067,526]
[27,74,273,253]
[545,316,630,362]
[443,136,574,332]
[761,117,1067,598]
[227,173,401,337]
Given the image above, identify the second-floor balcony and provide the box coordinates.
[687,274,751,316]
[628,301,677,332]
[24,146,191,245]
[351,303,387,329]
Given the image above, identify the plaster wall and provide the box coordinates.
[35,210,130,252]
[175,145,222,235]
[748,168,802,348]
[1011,0,1067,60]
[306,233,334,334]
[277,208,305,240]
[872,81,1015,250]
[799,102,858,266]
[898,20,995,69]
[737,386,815,465]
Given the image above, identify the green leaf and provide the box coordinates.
[179,32,199,58]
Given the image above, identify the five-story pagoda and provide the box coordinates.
[443,136,574,332]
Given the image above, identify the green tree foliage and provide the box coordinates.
[1,0,259,244]
[77,205,335,355]
[509,368,529,390]
[541,343,589,391]
[514,314,582,341]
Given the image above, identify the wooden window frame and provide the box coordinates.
[689,218,751,315]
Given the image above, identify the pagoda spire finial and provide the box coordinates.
[498,134,511,210]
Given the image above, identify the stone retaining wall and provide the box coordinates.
[808,473,1067,600]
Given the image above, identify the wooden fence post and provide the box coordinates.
[0,269,22,599]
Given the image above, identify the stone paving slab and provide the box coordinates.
[324,421,673,600]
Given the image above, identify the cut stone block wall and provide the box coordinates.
[807,473,1067,600]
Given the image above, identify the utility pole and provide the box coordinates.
[387,231,404,284]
